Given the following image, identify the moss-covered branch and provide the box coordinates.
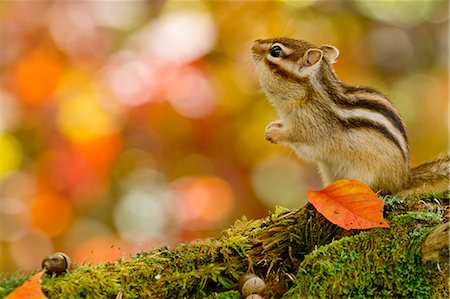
[284,210,448,298]
[40,204,342,298]
[1,192,448,298]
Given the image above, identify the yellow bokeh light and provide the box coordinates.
[0,134,23,178]
[57,92,120,143]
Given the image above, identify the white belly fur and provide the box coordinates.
[290,142,376,187]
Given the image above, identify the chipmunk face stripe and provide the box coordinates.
[251,38,319,79]
[265,60,299,83]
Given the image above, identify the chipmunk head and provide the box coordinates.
[251,37,339,100]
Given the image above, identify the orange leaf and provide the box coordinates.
[307,179,390,230]
[5,272,47,299]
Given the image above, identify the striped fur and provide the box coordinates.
[315,64,409,162]
[252,37,449,195]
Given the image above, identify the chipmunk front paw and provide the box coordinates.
[265,120,285,144]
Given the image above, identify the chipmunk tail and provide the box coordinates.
[401,153,450,196]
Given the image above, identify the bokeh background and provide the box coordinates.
[0,0,448,272]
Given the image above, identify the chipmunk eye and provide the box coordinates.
[269,45,283,58]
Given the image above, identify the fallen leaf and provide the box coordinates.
[307,179,390,230]
[4,272,47,299]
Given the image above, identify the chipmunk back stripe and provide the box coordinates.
[319,75,408,157]
[344,85,386,98]
[334,96,408,142]
[333,106,408,159]
[339,117,408,161]
[342,85,407,140]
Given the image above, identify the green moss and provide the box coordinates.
[382,195,408,212]
[283,209,448,298]
[383,191,449,215]
[205,290,241,299]
[417,191,450,202]
[37,204,339,298]
[41,240,249,298]
[396,211,442,225]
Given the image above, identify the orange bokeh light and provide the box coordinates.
[31,192,73,238]
[171,176,235,226]
[14,49,62,105]
[72,237,133,265]
[73,133,122,175]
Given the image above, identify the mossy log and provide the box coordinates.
[1,192,448,298]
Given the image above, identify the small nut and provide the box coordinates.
[245,295,264,299]
[238,273,257,294]
[42,252,71,275]
[238,273,266,297]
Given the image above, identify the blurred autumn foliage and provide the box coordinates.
[0,0,448,272]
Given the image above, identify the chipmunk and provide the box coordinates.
[251,37,449,195]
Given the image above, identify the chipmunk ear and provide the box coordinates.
[303,48,323,67]
[296,48,323,76]
[320,45,339,64]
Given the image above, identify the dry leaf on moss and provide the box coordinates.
[307,179,390,230]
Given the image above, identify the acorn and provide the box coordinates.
[238,273,266,297]
[41,252,71,275]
